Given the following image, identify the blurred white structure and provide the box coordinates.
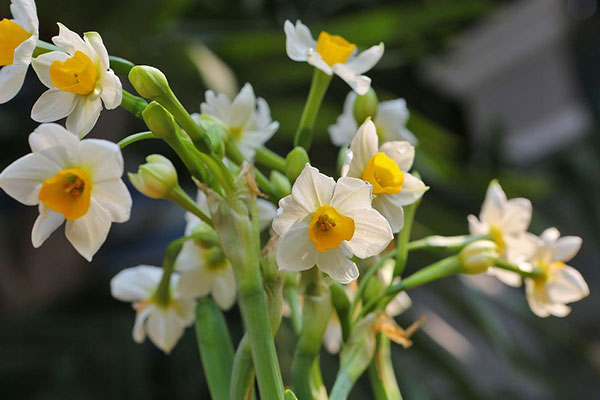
[424,0,593,164]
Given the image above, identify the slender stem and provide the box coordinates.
[294,69,333,150]
[225,140,279,198]
[230,335,256,400]
[167,185,212,226]
[283,272,303,335]
[329,370,354,400]
[368,335,403,400]
[195,298,234,400]
[154,237,187,306]
[118,131,157,149]
[121,90,148,118]
[395,199,420,276]
[350,256,393,321]
[494,259,544,279]
[255,147,286,173]
[330,282,351,342]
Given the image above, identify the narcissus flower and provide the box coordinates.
[523,228,588,318]
[284,20,384,95]
[329,92,416,147]
[31,23,122,137]
[199,83,279,161]
[273,164,393,283]
[0,0,38,104]
[468,180,532,286]
[0,123,131,260]
[342,120,427,233]
[110,265,196,353]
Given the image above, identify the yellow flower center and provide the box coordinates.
[49,51,98,95]
[0,18,31,66]
[361,153,404,195]
[489,226,506,254]
[39,168,92,221]
[316,31,356,66]
[308,205,355,252]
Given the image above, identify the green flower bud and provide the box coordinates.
[285,147,310,183]
[142,102,178,141]
[270,171,291,197]
[193,114,227,158]
[189,222,219,247]
[129,154,178,199]
[459,240,499,274]
[353,88,379,124]
[128,65,171,99]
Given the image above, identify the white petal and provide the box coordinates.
[66,97,103,138]
[31,51,69,89]
[84,32,109,69]
[375,98,417,144]
[175,240,205,273]
[291,164,335,213]
[480,180,506,225]
[330,176,373,215]
[201,90,231,123]
[11,0,38,33]
[92,179,132,223]
[132,304,154,343]
[347,120,378,178]
[31,89,78,122]
[0,63,28,104]
[345,207,393,259]
[229,83,255,131]
[380,141,415,172]
[468,214,487,235]
[31,207,64,247]
[276,219,318,272]
[488,267,522,287]
[549,236,582,263]
[323,317,342,354]
[345,43,384,75]
[392,172,428,206]
[332,63,371,95]
[178,267,212,299]
[329,92,358,146]
[547,265,589,303]
[146,308,186,353]
[307,51,333,75]
[372,194,404,233]
[272,195,309,237]
[386,292,412,317]
[28,123,79,153]
[110,265,162,302]
[255,97,275,128]
[99,70,122,110]
[52,23,93,57]
[525,279,550,318]
[76,137,124,182]
[211,268,237,310]
[541,227,561,243]
[257,198,277,231]
[284,20,316,62]
[65,199,112,261]
[500,198,532,235]
[316,245,359,284]
[237,122,278,161]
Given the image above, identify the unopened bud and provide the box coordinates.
[129,65,171,99]
[142,102,178,141]
[285,147,310,183]
[270,171,291,197]
[129,154,178,199]
[353,88,379,124]
[459,240,498,274]
[193,114,227,157]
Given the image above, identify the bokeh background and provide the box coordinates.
[1,0,599,398]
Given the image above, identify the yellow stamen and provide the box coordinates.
[489,226,506,254]
[0,18,31,66]
[39,168,92,220]
[361,153,404,195]
[308,205,355,252]
[49,51,98,95]
[316,31,356,66]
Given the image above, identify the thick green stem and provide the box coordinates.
[231,335,256,400]
[154,237,187,306]
[368,335,403,400]
[395,198,420,276]
[121,90,148,118]
[294,69,332,150]
[256,147,287,173]
[118,131,157,149]
[167,185,212,225]
[329,370,355,400]
[195,298,234,400]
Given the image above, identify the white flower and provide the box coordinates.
[200,83,279,161]
[342,120,427,233]
[110,265,196,353]
[329,92,417,147]
[468,180,532,286]
[272,163,393,284]
[523,228,589,318]
[31,23,122,137]
[0,0,38,103]
[0,123,131,261]
[284,20,384,95]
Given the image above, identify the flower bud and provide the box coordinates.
[142,102,178,141]
[129,154,178,199]
[459,240,499,274]
[353,88,379,124]
[270,171,291,197]
[193,114,227,158]
[129,65,171,99]
[285,147,310,183]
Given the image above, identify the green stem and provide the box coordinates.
[395,198,420,276]
[494,259,544,279]
[154,237,187,306]
[408,234,490,252]
[120,90,148,118]
[195,298,234,400]
[368,335,403,400]
[283,273,303,335]
[330,282,351,342]
[294,69,333,150]
[329,370,354,400]
[310,357,328,399]
[256,147,286,173]
[118,131,156,149]
[231,335,256,400]
[167,185,212,226]
[225,141,279,198]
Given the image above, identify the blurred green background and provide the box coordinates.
[1,0,599,399]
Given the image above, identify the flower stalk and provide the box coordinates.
[294,68,332,150]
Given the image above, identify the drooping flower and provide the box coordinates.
[0,123,131,260]
[273,163,393,284]
[468,180,532,286]
[110,265,196,353]
[199,83,279,161]
[0,0,38,104]
[284,20,384,95]
[342,120,427,233]
[329,92,417,147]
[523,228,588,318]
[31,23,122,137]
